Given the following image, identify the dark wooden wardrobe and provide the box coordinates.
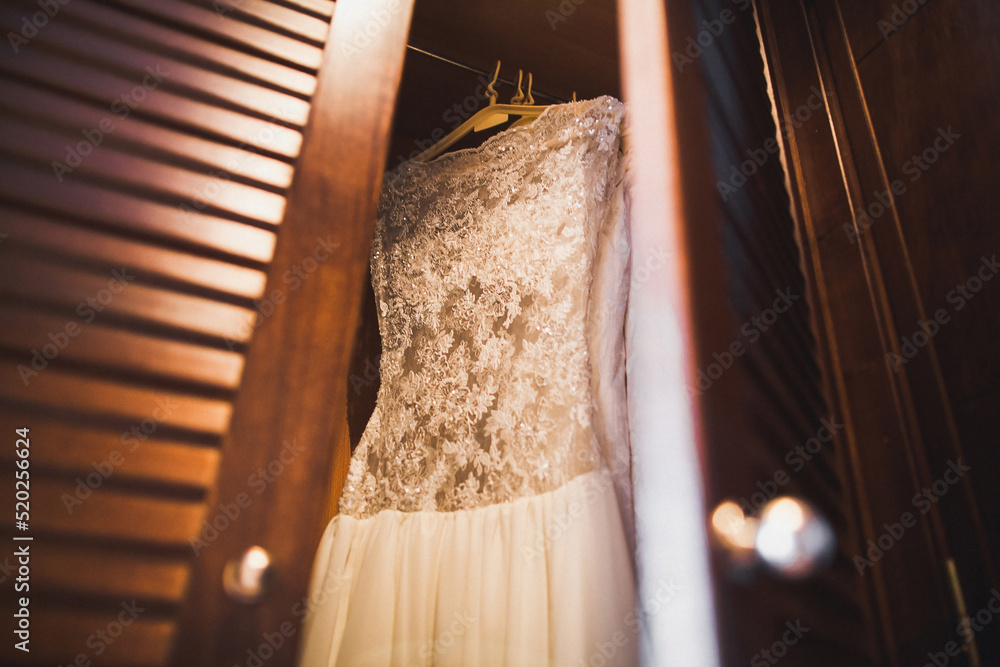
[0,0,996,665]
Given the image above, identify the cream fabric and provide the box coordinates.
[298,469,637,666]
[299,97,637,666]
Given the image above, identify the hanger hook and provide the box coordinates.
[511,69,524,105]
[485,60,501,106]
[571,91,577,102]
[524,72,534,105]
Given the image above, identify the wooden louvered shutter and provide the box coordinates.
[619,0,881,663]
[686,0,880,663]
[0,0,388,664]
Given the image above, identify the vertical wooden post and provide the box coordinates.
[173,1,414,664]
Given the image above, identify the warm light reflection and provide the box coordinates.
[710,501,759,552]
[756,496,836,579]
[768,497,806,530]
[245,545,271,571]
[711,501,743,535]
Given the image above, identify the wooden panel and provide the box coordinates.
[0,474,205,546]
[0,4,312,125]
[0,305,244,389]
[0,52,304,159]
[0,114,288,224]
[284,0,335,17]
[0,605,175,666]
[187,0,331,43]
[688,0,875,663]
[59,0,319,97]
[0,77,296,188]
[0,0,334,664]
[753,0,1000,662]
[835,0,935,62]
[844,0,1000,659]
[0,208,268,301]
[0,369,232,435]
[106,0,325,69]
[173,1,415,665]
[0,415,221,490]
[0,255,256,342]
[854,0,1000,400]
[32,541,192,603]
[0,158,277,262]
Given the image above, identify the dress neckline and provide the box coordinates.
[389,95,623,178]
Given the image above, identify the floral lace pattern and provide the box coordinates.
[340,96,627,518]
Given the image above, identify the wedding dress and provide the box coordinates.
[298,96,637,666]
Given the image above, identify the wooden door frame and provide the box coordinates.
[753,0,999,662]
[173,1,414,664]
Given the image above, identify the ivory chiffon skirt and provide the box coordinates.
[297,468,638,666]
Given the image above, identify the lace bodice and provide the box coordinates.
[339,96,630,519]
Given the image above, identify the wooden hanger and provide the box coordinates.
[413,61,549,163]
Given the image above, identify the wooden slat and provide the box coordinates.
[0,475,205,546]
[0,0,335,665]
[0,77,296,189]
[109,0,324,69]
[0,158,277,262]
[0,369,232,436]
[0,606,174,666]
[62,0,319,97]
[0,116,287,225]
[33,541,192,603]
[0,305,244,390]
[192,0,331,43]
[0,50,303,159]
[280,0,335,19]
[0,208,268,300]
[0,414,221,489]
[0,7,311,125]
[0,255,257,343]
